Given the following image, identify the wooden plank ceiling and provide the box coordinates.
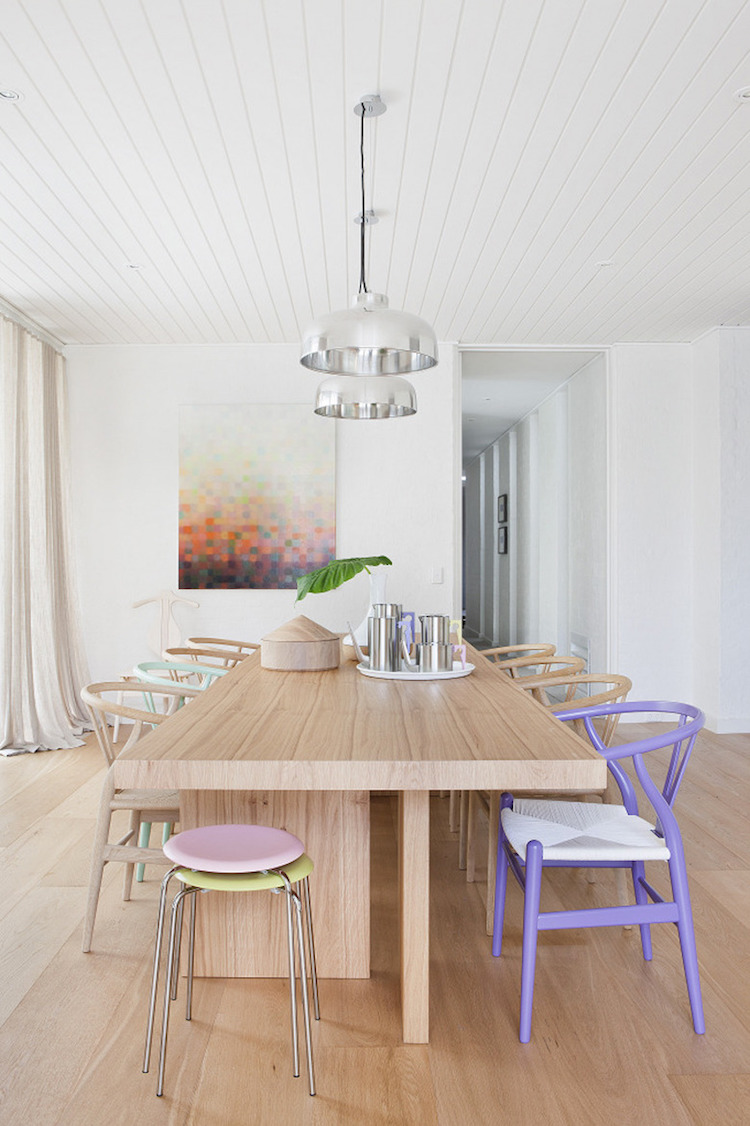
[1,0,749,348]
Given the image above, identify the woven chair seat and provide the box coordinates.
[502,798,670,862]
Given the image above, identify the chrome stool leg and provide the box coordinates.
[294,890,316,1096]
[170,893,186,1001]
[143,866,179,1074]
[186,888,197,1021]
[301,876,320,1021]
[282,880,301,1079]
[157,885,196,1097]
[280,871,315,1096]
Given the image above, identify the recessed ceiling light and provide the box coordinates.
[0,88,22,102]
[595,259,615,268]
[124,262,144,270]
[734,86,750,102]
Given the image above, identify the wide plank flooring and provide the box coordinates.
[0,726,747,1125]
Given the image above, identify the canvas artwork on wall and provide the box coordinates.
[179,404,336,589]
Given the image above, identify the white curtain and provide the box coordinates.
[0,314,90,753]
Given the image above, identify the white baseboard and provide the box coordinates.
[617,712,672,725]
[703,714,750,735]
[623,712,750,734]
[615,711,750,730]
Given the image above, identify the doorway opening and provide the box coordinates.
[460,346,607,670]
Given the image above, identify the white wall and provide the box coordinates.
[496,432,514,645]
[66,343,460,679]
[610,335,750,728]
[716,330,750,727]
[463,457,482,637]
[537,391,569,650]
[567,355,608,671]
[608,343,693,701]
[691,331,722,724]
[692,328,750,730]
[481,444,498,643]
[515,414,539,642]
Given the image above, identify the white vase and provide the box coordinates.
[347,568,388,648]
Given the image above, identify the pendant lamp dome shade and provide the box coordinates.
[301,95,438,415]
[313,374,417,419]
[301,291,438,376]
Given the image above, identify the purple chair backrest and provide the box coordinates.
[555,700,705,841]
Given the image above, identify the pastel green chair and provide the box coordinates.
[129,660,228,881]
[133,659,228,690]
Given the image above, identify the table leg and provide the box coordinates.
[457,790,469,869]
[398,790,430,1043]
[181,790,370,978]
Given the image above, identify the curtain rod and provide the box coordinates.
[0,297,66,353]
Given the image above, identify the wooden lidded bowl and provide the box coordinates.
[260,615,341,671]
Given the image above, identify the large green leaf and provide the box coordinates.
[295,556,392,602]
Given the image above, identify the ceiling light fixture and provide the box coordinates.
[313,375,419,419]
[301,95,438,419]
[0,88,22,102]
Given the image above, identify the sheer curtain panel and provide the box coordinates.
[1,315,90,753]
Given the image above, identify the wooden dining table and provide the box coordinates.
[113,641,605,1043]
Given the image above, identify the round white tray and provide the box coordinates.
[356,662,474,681]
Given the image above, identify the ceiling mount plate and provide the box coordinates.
[354,210,379,225]
[354,95,386,117]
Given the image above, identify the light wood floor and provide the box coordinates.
[1,727,748,1125]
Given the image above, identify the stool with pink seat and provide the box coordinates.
[142,823,319,1097]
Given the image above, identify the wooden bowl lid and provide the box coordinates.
[261,615,339,644]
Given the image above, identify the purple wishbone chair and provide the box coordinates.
[492,700,706,1043]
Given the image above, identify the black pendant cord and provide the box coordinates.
[358,102,368,294]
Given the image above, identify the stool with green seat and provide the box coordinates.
[143,823,319,1097]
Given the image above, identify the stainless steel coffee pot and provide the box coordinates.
[367,615,401,672]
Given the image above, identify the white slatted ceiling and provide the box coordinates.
[0,0,748,347]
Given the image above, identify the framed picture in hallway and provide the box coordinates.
[497,494,508,523]
[498,526,508,554]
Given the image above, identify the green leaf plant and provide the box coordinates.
[295,556,392,603]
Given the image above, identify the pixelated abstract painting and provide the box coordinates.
[178,404,336,589]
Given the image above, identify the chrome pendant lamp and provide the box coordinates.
[301,96,438,419]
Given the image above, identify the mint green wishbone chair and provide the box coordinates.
[128,660,229,880]
[133,659,229,692]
